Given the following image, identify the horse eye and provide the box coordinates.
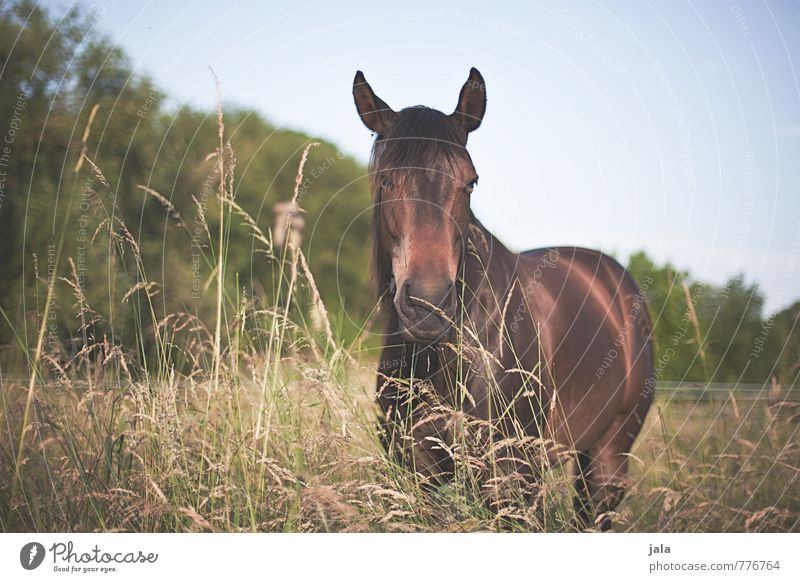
[464,177,478,194]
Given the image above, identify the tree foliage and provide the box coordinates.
[627,251,798,389]
[0,1,372,366]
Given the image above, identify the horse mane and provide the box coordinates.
[369,107,471,307]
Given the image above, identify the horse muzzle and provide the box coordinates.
[394,277,457,343]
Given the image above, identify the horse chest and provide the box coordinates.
[432,343,550,436]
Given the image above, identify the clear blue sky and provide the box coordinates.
[51,0,800,314]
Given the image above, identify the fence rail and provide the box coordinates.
[656,381,798,403]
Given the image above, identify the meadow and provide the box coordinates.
[2,340,797,532]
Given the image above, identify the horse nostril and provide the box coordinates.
[402,282,412,304]
[403,278,455,314]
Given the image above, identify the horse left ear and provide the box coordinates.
[353,71,398,136]
[451,67,486,133]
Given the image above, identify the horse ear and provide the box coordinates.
[353,71,398,136]
[451,67,486,133]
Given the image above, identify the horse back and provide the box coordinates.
[517,247,654,449]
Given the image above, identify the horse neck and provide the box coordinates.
[461,214,517,308]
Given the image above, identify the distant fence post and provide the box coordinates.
[769,375,782,404]
[273,200,305,249]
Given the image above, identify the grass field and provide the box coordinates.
[1,359,797,532]
[624,389,799,532]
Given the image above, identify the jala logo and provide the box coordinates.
[20,542,46,570]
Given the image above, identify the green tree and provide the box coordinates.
[0,0,373,369]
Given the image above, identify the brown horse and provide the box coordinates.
[353,67,654,530]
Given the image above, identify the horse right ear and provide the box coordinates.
[353,71,398,136]
[451,67,486,134]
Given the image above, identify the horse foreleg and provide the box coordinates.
[376,375,456,486]
[482,440,542,517]
[573,450,594,529]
